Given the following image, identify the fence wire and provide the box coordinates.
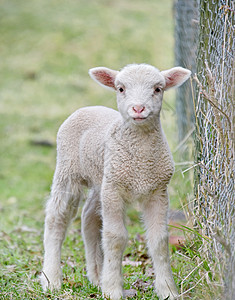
[175,0,234,298]
[195,1,234,298]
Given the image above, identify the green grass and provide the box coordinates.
[0,0,219,299]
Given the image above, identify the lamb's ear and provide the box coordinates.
[89,67,119,91]
[161,67,191,90]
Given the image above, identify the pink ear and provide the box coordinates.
[89,67,119,90]
[161,67,191,90]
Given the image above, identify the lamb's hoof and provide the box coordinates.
[40,270,62,291]
[102,288,123,300]
[87,273,100,287]
[157,290,179,300]
[155,280,179,300]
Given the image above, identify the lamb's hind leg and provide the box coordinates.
[41,172,81,291]
[81,187,103,286]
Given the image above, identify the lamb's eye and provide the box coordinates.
[154,87,161,93]
[118,87,124,93]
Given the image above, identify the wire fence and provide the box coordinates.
[175,0,234,298]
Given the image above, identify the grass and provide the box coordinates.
[0,0,220,299]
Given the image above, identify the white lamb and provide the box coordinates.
[41,63,191,300]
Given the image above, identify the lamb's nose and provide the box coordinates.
[132,105,145,114]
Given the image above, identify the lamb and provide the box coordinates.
[40,63,191,300]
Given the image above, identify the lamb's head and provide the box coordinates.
[89,64,191,126]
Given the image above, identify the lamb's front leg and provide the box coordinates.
[101,183,128,300]
[142,189,178,300]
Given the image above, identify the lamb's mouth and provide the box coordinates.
[133,117,147,122]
